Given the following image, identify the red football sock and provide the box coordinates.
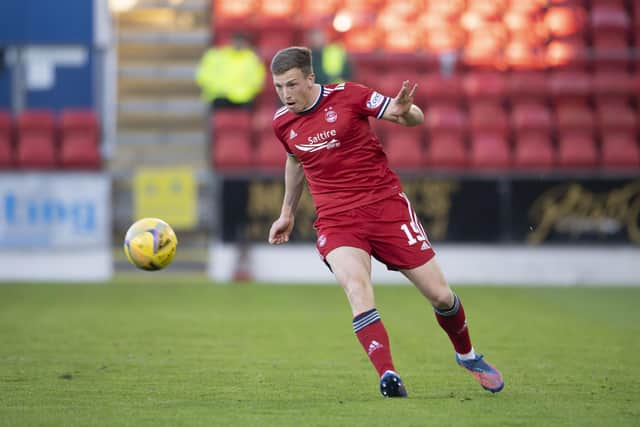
[353,309,396,377]
[434,294,473,354]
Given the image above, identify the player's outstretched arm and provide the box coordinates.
[382,80,424,127]
[268,155,305,245]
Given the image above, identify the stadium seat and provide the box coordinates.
[469,131,511,169]
[425,132,467,169]
[548,70,591,104]
[384,126,425,170]
[508,71,548,101]
[212,128,253,169]
[421,73,463,102]
[545,38,589,69]
[60,136,101,169]
[462,71,507,100]
[15,110,57,169]
[59,109,101,169]
[544,6,587,38]
[343,28,379,53]
[557,131,598,169]
[511,102,553,136]
[424,104,467,139]
[596,102,637,132]
[590,4,630,32]
[593,71,634,101]
[299,0,340,26]
[513,133,555,170]
[0,111,13,168]
[555,103,595,134]
[504,40,543,70]
[256,28,295,58]
[255,129,286,169]
[469,102,509,138]
[212,109,252,131]
[601,132,640,169]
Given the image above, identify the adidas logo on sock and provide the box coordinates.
[368,340,383,355]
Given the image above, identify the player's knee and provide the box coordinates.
[431,289,454,310]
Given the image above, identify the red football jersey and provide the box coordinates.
[272,82,403,218]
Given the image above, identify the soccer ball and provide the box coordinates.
[123,218,178,271]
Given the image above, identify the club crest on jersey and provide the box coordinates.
[366,91,384,109]
[325,107,338,123]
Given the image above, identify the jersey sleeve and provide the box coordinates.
[347,82,392,120]
[272,120,293,155]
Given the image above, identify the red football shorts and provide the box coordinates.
[314,193,436,271]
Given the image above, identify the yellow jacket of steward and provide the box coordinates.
[196,46,266,104]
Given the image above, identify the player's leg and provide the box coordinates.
[401,256,504,393]
[325,246,407,397]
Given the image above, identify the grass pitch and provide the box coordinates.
[1,277,639,426]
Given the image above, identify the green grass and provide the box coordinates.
[1,277,639,426]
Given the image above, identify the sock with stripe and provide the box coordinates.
[434,293,473,355]
[353,308,396,377]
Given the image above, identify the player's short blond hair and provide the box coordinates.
[270,47,313,77]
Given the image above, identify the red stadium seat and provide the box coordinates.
[426,132,467,169]
[0,111,13,168]
[601,132,640,169]
[469,102,509,137]
[593,71,634,101]
[590,4,630,32]
[596,102,637,132]
[555,103,595,133]
[384,126,425,170]
[511,102,553,135]
[507,71,548,101]
[16,110,56,169]
[462,71,507,100]
[255,129,286,169]
[548,70,591,103]
[424,104,467,138]
[212,128,253,169]
[212,109,252,131]
[513,133,555,170]
[557,131,598,169]
[545,38,589,69]
[59,109,101,169]
[60,136,101,169]
[256,28,296,58]
[421,73,463,102]
[544,6,587,38]
[469,131,511,169]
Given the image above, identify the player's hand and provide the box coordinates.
[387,80,417,117]
[268,215,294,245]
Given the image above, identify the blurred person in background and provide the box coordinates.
[307,28,352,85]
[195,33,266,109]
[267,47,503,398]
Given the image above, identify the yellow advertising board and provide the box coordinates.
[133,167,197,230]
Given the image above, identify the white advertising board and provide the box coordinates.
[0,173,112,282]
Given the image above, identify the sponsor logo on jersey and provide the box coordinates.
[289,129,298,140]
[295,138,341,152]
[325,107,338,123]
[366,91,384,109]
[295,129,341,152]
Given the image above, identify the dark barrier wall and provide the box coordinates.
[220,177,640,245]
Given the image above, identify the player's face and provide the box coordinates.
[273,68,315,113]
